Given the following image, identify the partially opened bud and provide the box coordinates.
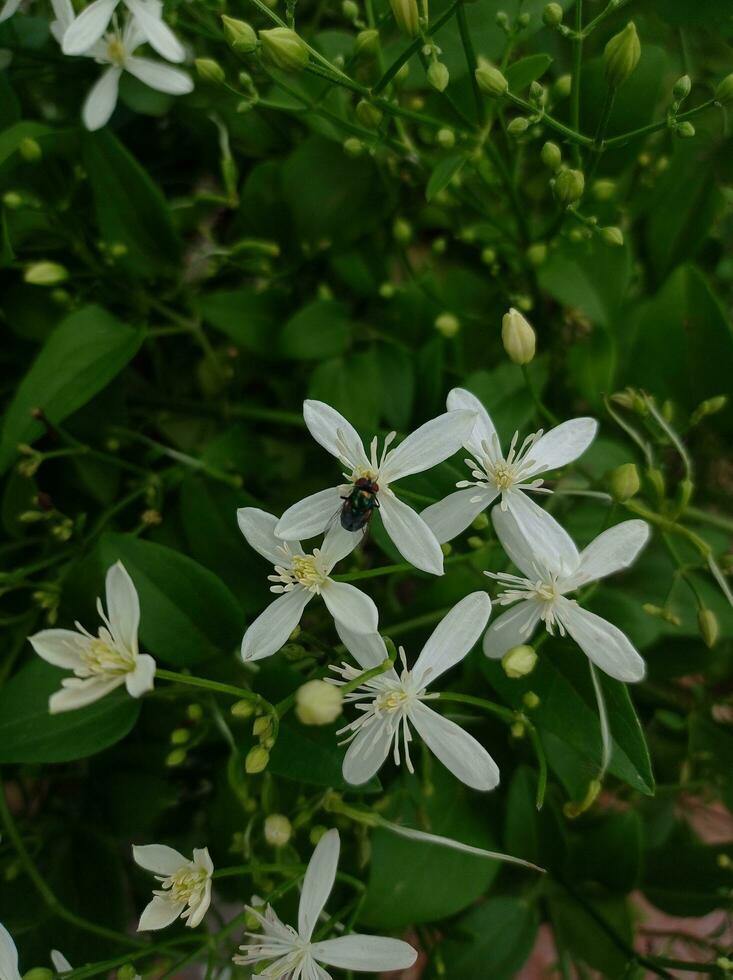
[427,61,450,93]
[245,745,270,773]
[609,463,640,502]
[502,644,538,679]
[553,167,585,205]
[260,28,309,71]
[222,16,258,53]
[264,813,292,847]
[389,0,420,36]
[295,680,343,725]
[502,308,536,365]
[698,608,719,649]
[475,62,508,97]
[24,261,68,285]
[604,22,640,89]
[715,72,733,106]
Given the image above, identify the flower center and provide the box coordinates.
[162,866,208,905]
[269,546,328,595]
[456,429,547,498]
[488,460,516,491]
[106,37,126,65]
[80,635,134,676]
[377,688,410,712]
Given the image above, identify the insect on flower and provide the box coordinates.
[340,476,380,532]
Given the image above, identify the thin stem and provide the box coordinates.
[505,92,593,145]
[372,0,461,95]
[570,0,583,164]
[521,364,558,426]
[456,1,484,125]
[604,98,716,146]
[437,691,514,723]
[586,87,616,182]
[155,669,273,714]
[582,0,633,36]
[333,550,481,583]
[589,662,611,781]
[340,658,394,695]
[527,724,548,810]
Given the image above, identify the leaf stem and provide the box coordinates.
[604,98,716,146]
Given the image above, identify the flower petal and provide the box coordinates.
[380,410,475,483]
[123,0,186,61]
[499,493,580,579]
[525,417,598,476]
[28,629,85,669]
[137,895,185,932]
[319,521,360,570]
[50,951,72,974]
[185,878,211,928]
[447,387,499,460]
[342,717,393,785]
[105,561,140,655]
[557,600,646,683]
[298,828,340,942]
[0,922,20,980]
[421,486,498,544]
[132,843,187,875]
[321,581,378,635]
[378,492,443,575]
[125,654,156,698]
[275,487,344,541]
[62,0,117,53]
[412,591,491,689]
[482,602,541,660]
[237,507,296,564]
[562,520,650,592]
[312,935,417,972]
[303,399,368,469]
[335,621,392,670]
[124,56,193,94]
[49,676,122,713]
[241,589,311,662]
[0,0,22,23]
[409,702,500,791]
[82,66,121,131]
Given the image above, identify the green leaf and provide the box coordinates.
[549,891,634,975]
[97,533,244,665]
[280,300,352,359]
[0,120,55,174]
[538,238,632,328]
[460,357,549,437]
[0,659,140,764]
[440,898,540,980]
[308,351,381,434]
[643,823,733,916]
[426,154,465,202]
[0,305,143,473]
[567,811,643,892]
[506,54,553,91]
[197,288,286,356]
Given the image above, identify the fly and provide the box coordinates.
[340,478,380,532]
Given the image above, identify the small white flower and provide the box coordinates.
[133,844,213,930]
[422,387,597,556]
[29,561,155,713]
[0,922,21,980]
[62,0,185,63]
[275,400,477,576]
[234,829,416,978]
[483,507,650,682]
[238,508,378,662]
[331,592,500,791]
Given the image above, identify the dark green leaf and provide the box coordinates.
[280,300,352,359]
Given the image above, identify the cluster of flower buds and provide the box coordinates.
[222,17,309,72]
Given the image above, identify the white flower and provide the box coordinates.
[421,387,597,557]
[0,922,21,980]
[29,561,156,713]
[331,592,500,791]
[234,829,416,978]
[62,0,185,63]
[483,507,650,682]
[238,508,378,662]
[133,844,213,930]
[51,0,192,131]
[275,400,477,576]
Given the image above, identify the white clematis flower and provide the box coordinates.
[51,0,193,131]
[234,829,416,978]
[29,561,155,713]
[331,592,500,791]
[133,844,213,930]
[238,508,378,662]
[275,400,477,576]
[422,387,597,555]
[483,507,650,682]
[0,922,21,980]
[62,0,185,63]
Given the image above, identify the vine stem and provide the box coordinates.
[455,0,484,125]
[570,0,583,165]
[333,549,483,583]
[371,0,461,95]
[604,98,716,146]
[155,669,278,736]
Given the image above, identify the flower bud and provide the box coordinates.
[604,22,640,89]
[690,394,727,427]
[117,965,137,980]
[394,62,410,85]
[715,73,733,105]
[501,307,536,365]
[170,727,190,745]
[342,0,359,20]
[541,140,562,171]
[354,28,379,55]
[24,261,68,285]
[437,127,455,148]
[310,825,328,845]
[601,226,624,247]
[222,16,258,53]
[673,74,691,101]
[553,167,584,205]
[609,463,640,502]
[3,191,23,209]
[471,512,489,531]
[393,217,412,244]
[195,58,225,84]
[475,62,508,98]
[427,61,449,93]
[19,137,42,162]
[343,137,364,157]
[466,536,483,551]
[526,243,547,266]
[523,691,540,709]
[592,178,616,200]
[543,2,563,26]
[434,312,460,338]
[264,813,292,847]
[389,0,420,36]
[554,73,572,98]
[698,608,719,649]
[253,716,272,738]
[676,121,695,138]
[23,971,54,980]
[260,28,309,71]
[295,680,343,725]
[165,748,187,767]
[502,644,538,679]
[481,246,496,264]
[507,116,529,136]
[355,99,382,128]
[245,745,270,773]
[187,703,203,722]
[231,698,256,718]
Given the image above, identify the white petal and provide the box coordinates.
[132,843,187,875]
[82,67,121,131]
[409,702,500,791]
[123,0,185,62]
[28,629,85,669]
[557,600,646,683]
[186,878,211,928]
[321,581,378,634]
[421,487,497,544]
[412,591,491,689]
[125,654,156,698]
[499,494,580,579]
[298,829,340,942]
[334,621,392,670]
[342,718,393,785]
[50,951,72,974]
[447,387,499,460]
[49,676,122,713]
[319,521,360,570]
[124,56,193,94]
[562,520,650,592]
[0,0,22,23]
[303,400,368,469]
[105,561,140,654]
[237,508,297,564]
[50,0,75,40]
[137,895,185,932]
[0,922,20,980]
[482,601,541,660]
[276,487,344,541]
[378,493,444,576]
[525,417,598,476]
[193,847,214,875]
[241,589,311,662]
[380,410,475,483]
[62,0,118,54]
[312,935,417,972]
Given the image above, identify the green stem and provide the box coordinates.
[339,658,394,695]
[372,0,461,95]
[456,1,484,125]
[333,550,481,582]
[505,92,593,146]
[437,691,514,723]
[155,669,272,713]
[686,505,733,534]
[521,365,558,426]
[604,98,716,146]
[586,87,616,182]
[582,0,632,36]
[570,0,583,164]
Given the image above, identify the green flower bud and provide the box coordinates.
[481,246,496,264]
[676,121,695,138]
[434,312,460,338]
[526,242,547,266]
[222,16,258,53]
[23,971,54,980]
[437,127,455,148]
[295,680,343,725]
[523,691,540,709]
[690,394,727,427]
[542,2,563,26]
[427,61,449,93]
[165,748,187,767]
[3,191,23,209]
[260,28,309,71]
[19,137,42,162]
[264,813,292,847]
[502,307,536,364]
[554,73,572,98]
[541,140,562,171]
[609,463,640,502]
[393,217,412,244]
[698,608,719,649]
[355,99,382,128]
[475,62,508,98]
[342,0,359,20]
[389,0,420,36]
[507,116,530,136]
[715,72,733,106]
[553,167,585,205]
[601,226,624,247]
[394,62,410,85]
[24,261,68,285]
[253,716,272,738]
[231,698,256,718]
[466,536,483,551]
[673,74,691,101]
[604,22,640,89]
[343,137,364,157]
[592,178,616,200]
[187,703,203,722]
[354,28,379,55]
[195,58,226,84]
[117,965,137,980]
[310,825,328,845]
[245,745,270,774]
[170,727,190,745]
[502,644,538,679]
